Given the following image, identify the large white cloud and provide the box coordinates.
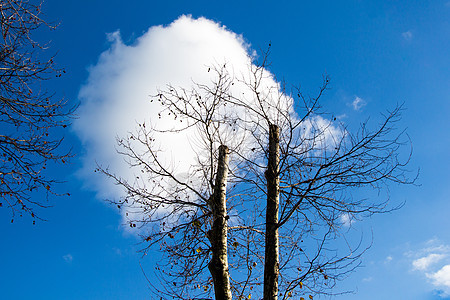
[74,15,341,230]
[74,16,286,204]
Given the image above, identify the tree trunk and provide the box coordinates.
[208,145,232,300]
[264,124,280,300]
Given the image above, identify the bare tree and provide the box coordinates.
[224,54,415,299]
[0,0,75,222]
[100,65,240,299]
[101,55,415,299]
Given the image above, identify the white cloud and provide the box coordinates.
[74,16,299,222]
[340,213,354,227]
[410,239,450,297]
[74,15,341,229]
[75,16,254,198]
[352,96,366,111]
[427,265,450,295]
[402,31,413,41]
[63,254,73,263]
[413,253,446,271]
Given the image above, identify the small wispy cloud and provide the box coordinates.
[340,213,354,227]
[413,253,446,271]
[352,96,366,111]
[402,31,413,41]
[63,254,73,263]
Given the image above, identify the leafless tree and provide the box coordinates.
[0,0,75,222]
[224,54,416,300]
[100,65,242,299]
[101,54,415,300]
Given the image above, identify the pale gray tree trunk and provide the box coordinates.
[264,124,280,300]
[208,145,232,300]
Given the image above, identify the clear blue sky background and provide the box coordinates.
[1,0,449,299]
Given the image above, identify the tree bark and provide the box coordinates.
[208,145,232,300]
[264,124,280,300]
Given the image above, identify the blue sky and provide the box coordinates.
[1,0,450,299]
